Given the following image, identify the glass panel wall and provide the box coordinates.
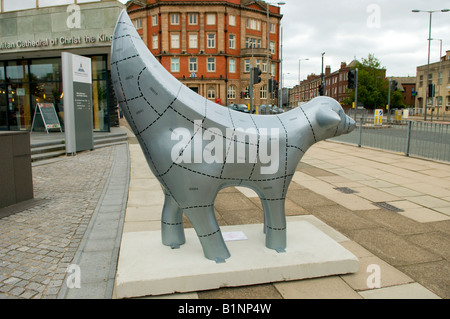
[0,55,111,132]
[91,55,109,131]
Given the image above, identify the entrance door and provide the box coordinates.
[0,86,7,130]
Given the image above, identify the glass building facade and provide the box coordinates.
[0,55,112,132]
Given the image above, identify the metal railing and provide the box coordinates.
[330,117,450,162]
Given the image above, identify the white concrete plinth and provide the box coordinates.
[115,221,358,299]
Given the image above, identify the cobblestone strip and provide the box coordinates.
[0,147,115,299]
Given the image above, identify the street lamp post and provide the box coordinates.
[412,9,449,121]
[430,38,443,120]
[298,58,309,85]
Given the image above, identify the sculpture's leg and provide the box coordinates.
[261,199,287,253]
[184,207,230,263]
[161,192,185,249]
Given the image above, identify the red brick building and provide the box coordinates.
[127,0,283,106]
[289,60,357,108]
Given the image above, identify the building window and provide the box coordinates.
[271,63,276,76]
[448,70,450,83]
[244,59,250,73]
[229,34,236,49]
[262,61,267,73]
[229,15,236,26]
[246,37,261,49]
[133,18,142,30]
[152,15,158,26]
[419,75,423,87]
[270,41,276,54]
[171,58,180,72]
[228,85,237,99]
[270,23,276,33]
[152,35,158,49]
[207,58,216,72]
[189,58,198,72]
[171,33,180,49]
[229,59,236,73]
[206,13,216,25]
[188,13,198,25]
[170,13,180,25]
[207,87,216,99]
[260,85,267,99]
[207,33,216,49]
[189,34,198,49]
[247,18,261,30]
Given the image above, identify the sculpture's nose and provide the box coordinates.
[347,116,356,132]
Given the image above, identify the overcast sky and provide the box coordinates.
[277,0,450,87]
[117,0,449,88]
[6,0,445,88]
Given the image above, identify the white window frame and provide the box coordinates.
[188,13,198,25]
[152,15,158,26]
[171,58,180,72]
[229,58,236,73]
[189,33,198,49]
[270,23,276,33]
[207,58,216,72]
[189,58,197,72]
[171,33,180,49]
[260,85,267,99]
[229,15,236,26]
[170,13,180,25]
[207,33,216,49]
[228,85,236,99]
[270,41,276,55]
[152,35,158,49]
[244,59,250,73]
[229,34,236,49]
[206,13,216,25]
[133,18,142,30]
[207,87,216,99]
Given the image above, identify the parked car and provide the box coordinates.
[228,103,251,113]
[271,106,284,114]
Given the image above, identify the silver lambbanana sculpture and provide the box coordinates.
[111,11,355,262]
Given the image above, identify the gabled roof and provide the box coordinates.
[126,0,146,10]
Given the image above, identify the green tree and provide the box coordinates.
[344,54,389,110]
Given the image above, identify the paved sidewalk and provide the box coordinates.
[118,124,449,299]
[1,123,449,299]
[0,143,129,299]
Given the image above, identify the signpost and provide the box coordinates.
[374,109,383,125]
[31,103,62,134]
[62,52,93,155]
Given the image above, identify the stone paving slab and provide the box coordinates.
[117,137,449,299]
[0,144,129,299]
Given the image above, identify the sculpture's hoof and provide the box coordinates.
[214,257,226,264]
[170,244,180,249]
[275,248,286,253]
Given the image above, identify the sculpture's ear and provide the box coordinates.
[316,108,341,129]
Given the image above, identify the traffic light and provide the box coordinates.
[318,83,324,96]
[252,67,262,85]
[273,80,279,93]
[268,79,273,92]
[392,80,398,91]
[347,70,356,89]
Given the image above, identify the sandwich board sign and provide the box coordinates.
[62,52,93,155]
[31,103,62,134]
